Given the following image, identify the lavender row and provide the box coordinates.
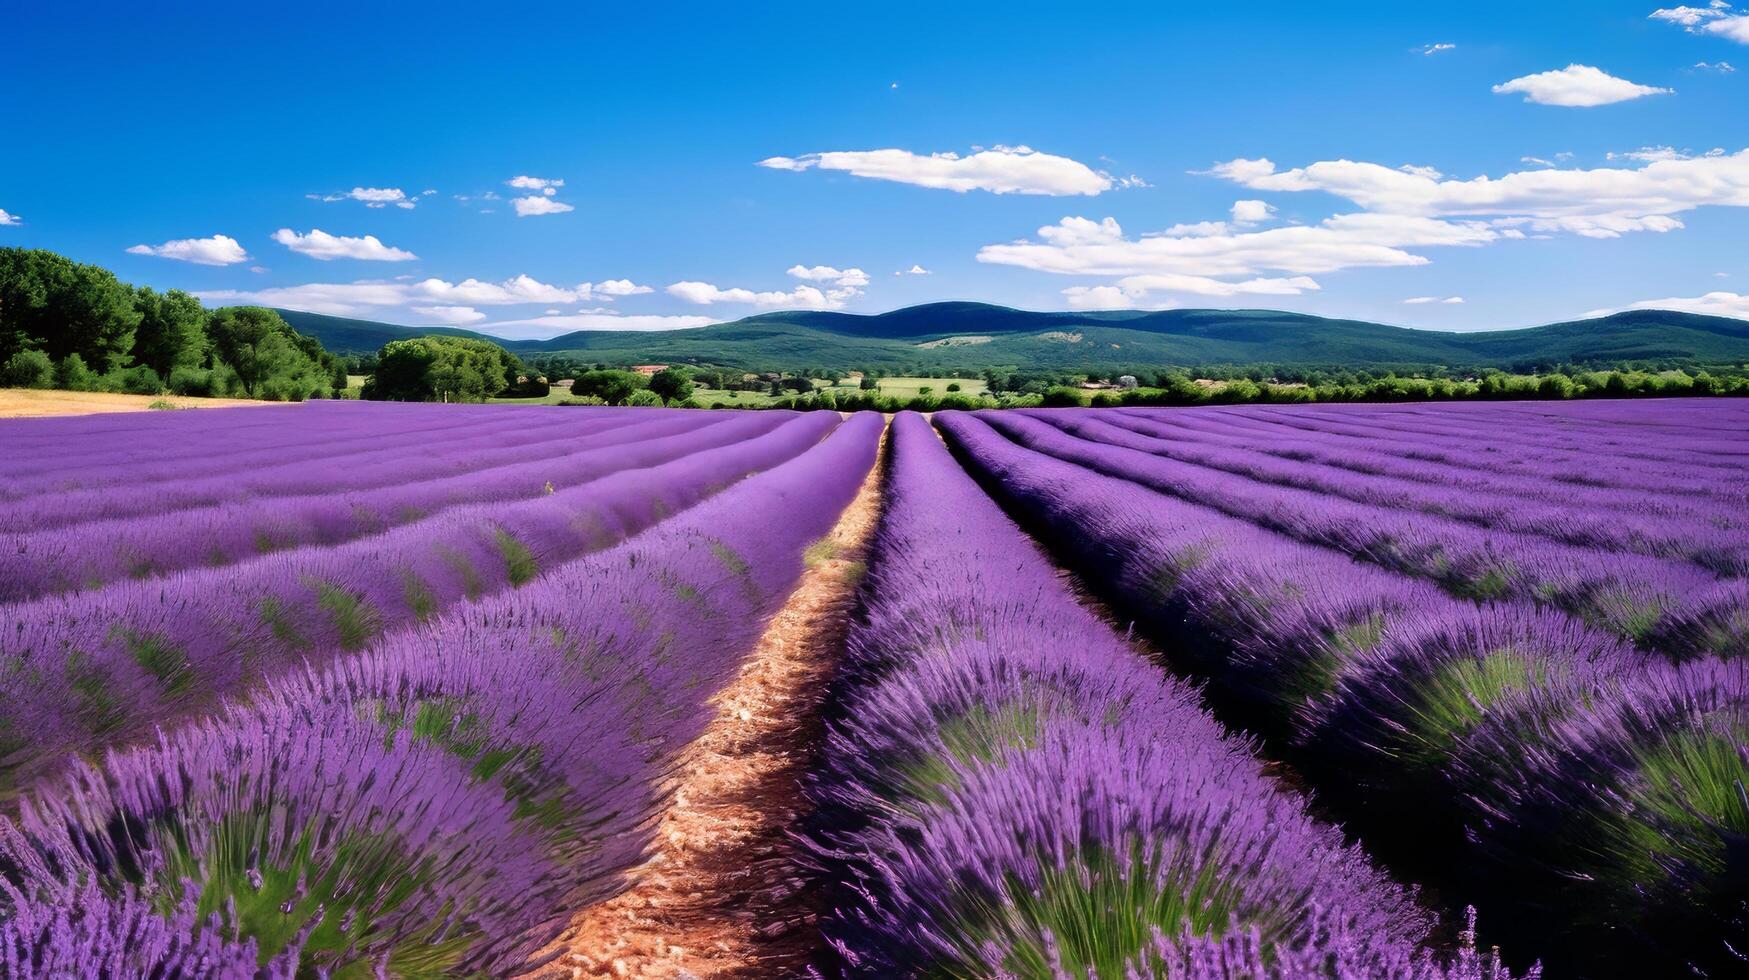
[1105,408,1749,524]
[1184,403,1749,493]
[1054,410,1749,575]
[0,411,839,795]
[1120,405,1749,506]
[939,409,1748,976]
[805,412,1526,978]
[0,413,884,976]
[0,411,759,601]
[1247,401,1749,467]
[0,406,653,532]
[989,410,1740,658]
[0,401,557,496]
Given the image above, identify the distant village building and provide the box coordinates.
[553,378,575,390]
[631,365,669,377]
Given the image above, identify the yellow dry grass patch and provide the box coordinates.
[0,388,279,418]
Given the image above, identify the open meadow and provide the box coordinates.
[0,398,1742,976]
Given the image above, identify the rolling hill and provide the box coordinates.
[276,304,1749,373]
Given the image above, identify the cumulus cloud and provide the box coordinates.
[126,234,250,266]
[1204,150,1749,238]
[757,145,1124,196]
[1404,295,1466,304]
[786,264,871,286]
[271,228,417,262]
[193,273,608,317]
[1063,273,1322,310]
[1588,290,1749,319]
[666,280,860,309]
[412,305,486,324]
[1230,199,1277,225]
[585,279,654,298]
[1652,5,1749,43]
[512,195,575,217]
[477,311,717,341]
[894,264,932,276]
[0,209,19,226]
[507,176,564,192]
[1491,64,1672,106]
[979,213,1496,284]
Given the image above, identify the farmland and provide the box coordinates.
[0,398,1742,977]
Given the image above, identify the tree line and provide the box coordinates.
[0,248,344,399]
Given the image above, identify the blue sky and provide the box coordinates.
[3,1,1746,339]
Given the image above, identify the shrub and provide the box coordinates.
[557,395,606,406]
[946,382,961,392]
[55,354,96,391]
[99,364,164,395]
[1,350,54,389]
[625,389,664,407]
[1041,386,1084,408]
[1089,392,1121,408]
[167,366,218,397]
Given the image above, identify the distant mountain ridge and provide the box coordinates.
[273,303,1749,372]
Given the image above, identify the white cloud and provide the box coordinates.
[477,312,717,341]
[757,145,1122,196]
[1607,146,1691,162]
[193,273,597,317]
[895,264,932,276]
[416,274,580,305]
[412,305,486,324]
[194,281,414,314]
[507,175,565,191]
[309,187,418,209]
[1422,42,1457,55]
[1492,64,1672,106]
[586,278,654,298]
[1588,290,1749,319]
[1404,295,1466,304]
[786,264,871,286]
[1063,273,1322,309]
[126,234,250,266]
[979,213,1497,281]
[1696,60,1738,71]
[666,280,860,309]
[1205,150,1749,238]
[1652,5,1749,43]
[1230,199,1277,225]
[271,228,417,262]
[0,209,19,226]
[512,195,575,217]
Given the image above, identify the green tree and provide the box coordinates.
[206,306,331,399]
[130,287,208,378]
[647,368,693,404]
[362,336,519,403]
[0,247,140,370]
[625,389,664,407]
[570,369,647,405]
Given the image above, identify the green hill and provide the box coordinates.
[278,303,1749,373]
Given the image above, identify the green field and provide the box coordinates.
[826,376,988,399]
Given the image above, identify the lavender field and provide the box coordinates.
[0,399,1743,977]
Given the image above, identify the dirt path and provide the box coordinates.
[0,388,277,417]
[527,432,887,979]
